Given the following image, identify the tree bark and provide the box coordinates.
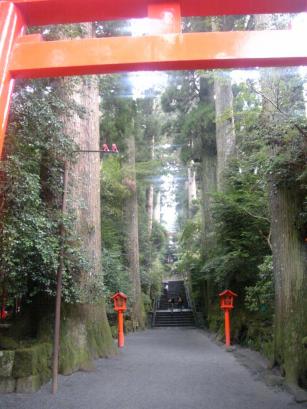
[67,77,102,291]
[266,103,307,385]
[200,148,217,320]
[154,190,161,223]
[213,73,236,190]
[200,151,217,258]
[55,23,114,373]
[212,18,236,191]
[269,183,307,384]
[146,135,155,236]
[198,75,217,322]
[187,162,197,218]
[124,132,145,329]
[258,50,307,384]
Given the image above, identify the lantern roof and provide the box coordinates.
[111,292,127,300]
[219,289,238,298]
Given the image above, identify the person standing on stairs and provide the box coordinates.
[168,296,175,312]
[177,295,183,311]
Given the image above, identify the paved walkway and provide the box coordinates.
[1,328,302,409]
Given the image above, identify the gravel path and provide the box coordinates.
[0,328,302,409]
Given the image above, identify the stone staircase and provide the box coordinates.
[153,280,195,328]
[154,310,195,327]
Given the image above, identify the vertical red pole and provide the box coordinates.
[0,2,25,156]
[224,309,231,347]
[118,310,124,348]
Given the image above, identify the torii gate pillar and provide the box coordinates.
[0,2,25,154]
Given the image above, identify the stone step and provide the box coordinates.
[155,317,194,320]
[155,314,194,319]
[155,322,195,328]
[156,312,193,316]
[155,318,195,322]
[155,323,195,327]
[154,310,195,327]
[154,280,194,327]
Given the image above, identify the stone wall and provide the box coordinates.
[0,342,52,393]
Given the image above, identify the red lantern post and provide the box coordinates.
[219,290,238,347]
[111,292,127,348]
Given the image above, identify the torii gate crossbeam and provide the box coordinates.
[11,0,307,26]
[1,0,307,154]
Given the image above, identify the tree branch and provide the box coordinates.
[238,204,270,222]
[248,83,307,139]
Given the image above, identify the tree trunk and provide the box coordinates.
[154,190,161,223]
[124,132,145,329]
[54,23,114,374]
[67,77,102,291]
[187,163,197,218]
[213,73,236,190]
[261,79,307,385]
[146,135,155,236]
[200,152,217,253]
[64,25,104,295]
[200,149,217,321]
[198,75,217,323]
[269,183,307,384]
[146,185,154,236]
[212,17,236,191]
[257,37,307,383]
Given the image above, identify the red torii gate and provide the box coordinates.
[1,0,307,394]
[1,0,307,157]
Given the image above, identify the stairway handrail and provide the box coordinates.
[184,279,198,325]
[151,296,159,327]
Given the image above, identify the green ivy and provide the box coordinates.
[0,79,90,304]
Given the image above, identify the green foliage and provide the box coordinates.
[204,164,270,286]
[0,79,90,304]
[245,256,274,313]
[101,157,130,306]
[101,248,131,307]
[197,77,272,291]
[181,103,216,161]
[141,292,152,313]
[176,217,202,275]
[137,191,168,298]
[249,69,307,188]
[151,221,168,254]
[161,71,216,164]
[100,74,136,150]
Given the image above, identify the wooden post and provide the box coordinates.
[52,161,69,394]
[118,310,124,348]
[224,309,231,347]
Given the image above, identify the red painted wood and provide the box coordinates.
[10,31,307,79]
[147,3,182,34]
[0,2,25,155]
[12,0,307,26]
[118,311,124,348]
[224,309,231,347]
